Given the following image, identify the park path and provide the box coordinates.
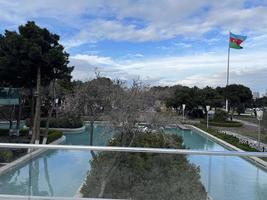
[234,118,258,127]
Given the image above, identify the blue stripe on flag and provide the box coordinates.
[230,32,247,41]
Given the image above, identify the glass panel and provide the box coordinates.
[0,146,267,200]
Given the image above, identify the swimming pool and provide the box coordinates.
[0,124,112,197]
[165,128,267,200]
[0,125,266,200]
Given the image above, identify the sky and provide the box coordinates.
[1,0,267,94]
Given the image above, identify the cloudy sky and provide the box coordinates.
[1,0,267,94]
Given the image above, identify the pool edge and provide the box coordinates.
[0,136,66,176]
[186,124,267,171]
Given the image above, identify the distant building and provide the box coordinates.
[253,91,260,99]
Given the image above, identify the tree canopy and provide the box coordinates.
[81,132,207,200]
[0,21,73,88]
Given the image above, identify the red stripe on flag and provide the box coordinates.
[230,37,243,45]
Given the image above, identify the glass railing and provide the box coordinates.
[0,143,267,200]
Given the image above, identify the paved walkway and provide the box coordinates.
[234,118,258,127]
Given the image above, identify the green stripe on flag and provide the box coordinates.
[229,42,242,49]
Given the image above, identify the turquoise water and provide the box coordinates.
[166,129,267,200]
[0,124,112,197]
[0,125,267,199]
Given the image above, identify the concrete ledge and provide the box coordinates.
[0,136,66,176]
[41,126,86,133]
[186,124,267,170]
[74,179,85,198]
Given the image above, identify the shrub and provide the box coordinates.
[0,128,29,136]
[47,130,63,144]
[196,124,257,152]
[213,109,228,122]
[200,120,242,127]
[0,150,13,162]
[0,129,9,135]
[19,129,29,136]
[40,116,83,128]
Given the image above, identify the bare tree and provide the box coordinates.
[66,77,116,146]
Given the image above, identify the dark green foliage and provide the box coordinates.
[0,129,9,135]
[0,149,27,163]
[225,84,253,113]
[201,110,242,127]
[254,97,267,107]
[213,109,228,122]
[0,128,29,136]
[0,21,73,88]
[19,129,29,136]
[0,150,13,162]
[81,132,207,200]
[201,120,243,127]
[164,84,252,118]
[40,116,83,128]
[236,104,246,115]
[46,130,63,144]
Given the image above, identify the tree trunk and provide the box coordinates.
[29,88,35,139]
[43,80,56,144]
[33,66,41,144]
[16,97,22,136]
[89,121,94,146]
[9,106,13,135]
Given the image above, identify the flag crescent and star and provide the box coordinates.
[229,32,247,49]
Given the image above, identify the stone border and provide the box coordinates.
[74,179,85,198]
[0,136,66,176]
[186,124,267,171]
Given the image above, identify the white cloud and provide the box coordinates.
[64,0,267,45]
[71,54,115,66]
[1,0,267,93]
[70,50,267,92]
[1,0,267,46]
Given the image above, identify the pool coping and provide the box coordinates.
[0,136,66,176]
[186,124,267,171]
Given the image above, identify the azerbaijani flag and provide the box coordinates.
[229,32,247,49]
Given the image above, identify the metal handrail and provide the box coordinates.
[0,194,125,200]
[0,143,267,157]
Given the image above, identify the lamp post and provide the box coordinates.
[206,105,210,129]
[256,108,263,149]
[182,104,186,123]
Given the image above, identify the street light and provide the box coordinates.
[256,108,264,150]
[206,105,210,129]
[182,104,186,123]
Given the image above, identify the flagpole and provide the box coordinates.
[226,41,230,112]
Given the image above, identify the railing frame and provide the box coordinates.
[1,143,267,157]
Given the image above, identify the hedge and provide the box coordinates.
[0,128,29,136]
[196,124,257,152]
[200,120,243,127]
[0,149,27,163]
[0,129,9,135]
[46,130,63,144]
[40,117,83,128]
[0,151,13,162]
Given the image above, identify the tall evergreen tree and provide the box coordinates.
[0,21,73,143]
